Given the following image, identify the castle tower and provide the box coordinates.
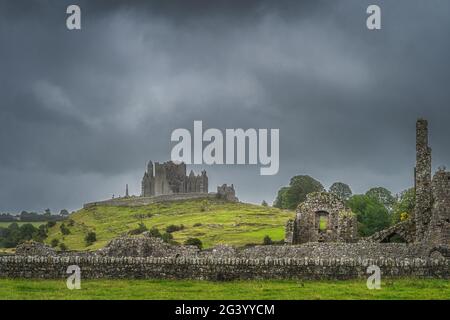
[201,170,208,193]
[141,161,155,197]
[414,118,432,242]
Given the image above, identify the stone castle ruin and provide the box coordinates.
[4,119,449,281]
[83,160,237,208]
[141,161,208,196]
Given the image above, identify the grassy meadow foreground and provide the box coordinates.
[44,198,293,251]
[0,278,449,300]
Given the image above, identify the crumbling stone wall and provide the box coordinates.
[96,235,199,258]
[426,169,450,246]
[367,220,416,243]
[1,256,448,280]
[236,243,428,260]
[15,242,56,257]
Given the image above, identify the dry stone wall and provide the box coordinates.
[0,256,448,280]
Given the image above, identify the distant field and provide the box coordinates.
[45,198,294,251]
[0,221,46,228]
[0,278,449,300]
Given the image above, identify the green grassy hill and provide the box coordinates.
[45,198,294,251]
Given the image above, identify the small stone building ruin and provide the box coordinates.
[285,192,358,244]
[141,160,208,197]
[217,184,238,202]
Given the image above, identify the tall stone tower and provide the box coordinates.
[414,118,432,242]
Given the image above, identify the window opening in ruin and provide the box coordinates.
[319,216,327,230]
[316,211,329,231]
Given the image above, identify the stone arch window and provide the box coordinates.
[315,211,330,232]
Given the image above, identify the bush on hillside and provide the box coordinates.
[85,231,97,246]
[165,224,185,233]
[184,238,202,249]
[263,235,273,245]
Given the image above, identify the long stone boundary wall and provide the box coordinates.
[0,256,448,280]
[83,193,217,208]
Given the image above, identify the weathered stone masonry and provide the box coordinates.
[0,256,448,280]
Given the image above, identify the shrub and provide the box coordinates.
[165,224,185,233]
[60,224,70,235]
[47,221,56,228]
[400,212,409,221]
[148,227,162,238]
[263,235,273,245]
[193,223,202,227]
[161,232,174,243]
[59,243,68,251]
[50,238,59,248]
[261,200,268,207]
[130,222,148,235]
[184,238,202,249]
[85,232,97,246]
[67,219,75,227]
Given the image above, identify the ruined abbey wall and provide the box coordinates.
[426,169,450,246]
[415,119,433,242]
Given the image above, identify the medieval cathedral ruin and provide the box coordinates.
[286,118,450,249]
[141,161,208,197]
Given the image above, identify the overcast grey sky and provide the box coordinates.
[1,0,450,213]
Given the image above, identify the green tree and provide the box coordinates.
[33,224,48,242]
[19,223,37,241]
[274,176,324,210]
[261,200,268,207]
[60,223,70,235]
[347,195,391,237]
[329,182,352,201]
[365,187,395,211]
[85,232,97,246]
[273,187,289,208]
[392,188,415,224]
[47,221,56,228]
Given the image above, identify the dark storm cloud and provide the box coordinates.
[1,0,450,212]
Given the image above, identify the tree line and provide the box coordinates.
[0,209,69,222]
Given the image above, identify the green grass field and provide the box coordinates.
[0,278,448,300]
[45,198,294,251]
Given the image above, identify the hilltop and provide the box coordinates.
[45,197,294,251]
